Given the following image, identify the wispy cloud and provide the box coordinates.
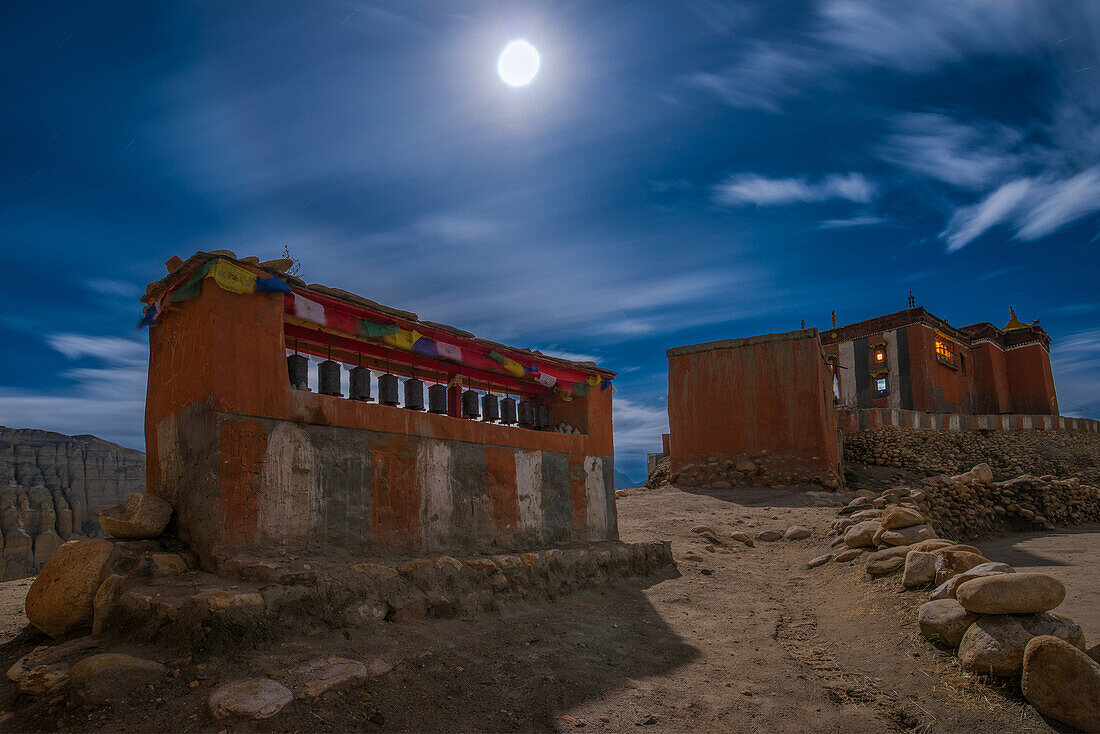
[819,215,887,229]
[1050,327,1100,418]
[0,333,148,448]
[611,396,669,472]
[877,112,1025,191]
[714,172,875,207]
[685,43,825,113]
[942,167,1100,251]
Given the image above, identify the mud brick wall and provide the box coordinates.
[146,281,617,567]
[666,330,842,488]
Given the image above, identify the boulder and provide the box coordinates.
[756,530,782,542]
[952,463,994,485]
[902,551,937,587]
[783,526,811,540]
[807,554,833,568]
[956,573,1066,615]
[880,506,924,530]
[843,521,880,548]
[938,544,983,556]
[879,524,935,547]
[833,548,864,563]
[907,538,957,554]
[959,613,1084,677]
[69,653,165,704]
[15,663,70,696]
[917,599,978,648]
[930,570,1008,601]
[209,679,294,720]
[288,656,369,699]
[25,539,114,637]
[98,493,173,540]
[933,550,989,586]
[1022,636,1100,732]
[862,550,906,581]
[959,615,1036,677]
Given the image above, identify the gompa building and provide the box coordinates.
[660,301,1072,489]
[141,251,617,566]
[820,305,1058,417]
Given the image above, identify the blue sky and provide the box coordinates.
[2,1,1099,481]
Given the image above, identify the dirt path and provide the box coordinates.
[0,486,1073,732]
[0,578,32,646]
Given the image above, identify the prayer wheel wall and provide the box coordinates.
[143,272,617,569]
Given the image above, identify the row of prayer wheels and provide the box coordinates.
[288,355,552,428]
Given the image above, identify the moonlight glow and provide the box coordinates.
[497,40,540,87]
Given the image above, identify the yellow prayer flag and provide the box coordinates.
[383,328,421,351]
[207,259,257,295]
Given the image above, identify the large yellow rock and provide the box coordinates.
[1022,635,1100,732]
[956,572,1066,615]
[99,492,173,539]
[25,539,114,638]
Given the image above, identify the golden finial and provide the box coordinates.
[908,290,915,309]
[831,310,837,329]
[1003,306,1033,331]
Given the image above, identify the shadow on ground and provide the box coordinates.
[0,572,698,733]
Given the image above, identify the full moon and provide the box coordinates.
[497,40,540,87]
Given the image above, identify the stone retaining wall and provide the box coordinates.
[844,426,1100,484]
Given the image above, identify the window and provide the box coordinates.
[874,349,886,363]
[875,377,888,394]
[934,336,957,368]
[960,353,966,376]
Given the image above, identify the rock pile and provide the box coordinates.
[844,427,1100,485]
[813,464,1099,732]
[667,453,840,490]
[917,468,1098,539]
[645,455,671,489]
[0,427,146,581]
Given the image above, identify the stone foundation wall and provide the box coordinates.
[667,452,841,489]
[844,426,1100,485]
[98,540,675,652]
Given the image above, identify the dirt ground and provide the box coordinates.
[0,485,1091,732]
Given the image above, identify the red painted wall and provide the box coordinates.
[666,330,840,482]
[1005,343,1059,415]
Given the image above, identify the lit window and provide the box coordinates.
[874,349,886,363]
[935,337,956,367]
[875,377,887,393]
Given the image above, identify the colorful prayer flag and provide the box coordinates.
[436,342,463,362]
[412,337,438,357]
[207,259,257,295]
[293,294,325,324]
[255,275,292,293]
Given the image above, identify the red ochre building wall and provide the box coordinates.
[145,280,617,568]
[822,311,1058,417]
[666,330,841,485]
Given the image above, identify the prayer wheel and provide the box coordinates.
[536,403,550,429]
[379,373,400,406]
[318,359,342,396]
[462,389,480,419]
[482,393,500,422]
[500,397,518,425]
[404,378,425,411]
[428,383,448,414]
[287,354,308,390]
[518,400,534,427]
[349,366,372,401]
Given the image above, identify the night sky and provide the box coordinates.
[3,1,1099,481]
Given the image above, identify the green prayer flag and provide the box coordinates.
[358,319,399,338]
[169,261,213,302]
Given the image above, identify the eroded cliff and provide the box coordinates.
[0,427,144,580]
